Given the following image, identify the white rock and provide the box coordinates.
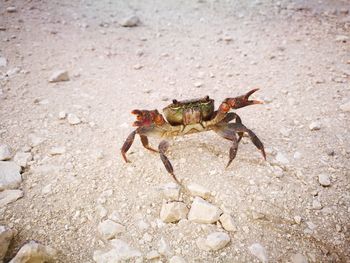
[6,6,17,13]
[293,151,302,159]
[309,121,321,131]
[49,70,69,83]
[340,102,350,112]
[49,146,66,156]
[58,111,67,119]
[291,253,308,263]
[219,214,237,232]
[294,216,302,224]
[275,152,289,164]
[0,144,12,161]
[0,57,7,67]
[196,237,210,251]
[9,241,57,263]
[194,81,203,88]
[108,211,121,223]
[98,219,125,240]
[162,183,180,200]
[187,183,210,199]
[120,15,140,27]
[205,232,230,251]
[318,174,331,187]
[249,243,268,263]
[188,197,222,224]
[14,152,32,168]
[28,134,45,147]
[6,67,21,77]
[67,114,81,125]
[0,225,14,262]
[169,256,187,263]
[0,161,22,191]
[335,35,349,42]
[0,190,23,207]
[312,199,322,210]
[160,201,188,223]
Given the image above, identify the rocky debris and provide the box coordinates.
[58,111,67,119]
[49,70,69,83]
[0,57,7,67]
[275,152,289,165]
[312,199,322,210]
[119,15,140,27]
[0,190,23,207]
[169,256,186,263]
[188,197,222,224]
[309,121,321,131]
[0,161,22,191]
[340,102,350,112]
[162,183,180,200]
[160,201,188,223]
[98,219,125,240]
[219,213,237,232]
[6,6,17,13]
[13,152,32,168]
[67,114,81,125]
[335,35,349,42]
[205,232,230,251]
[290,253,308,263]
[0,144,12,161]
[0,225,14,262]
[187,183,210,199]
[294,216,302,224]
[9,241,57,263]
[49,146,66,156]
[318,174,331,187]
[249,243,269,263]
[93,239,141,262]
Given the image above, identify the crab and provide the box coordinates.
[121,89,266,184]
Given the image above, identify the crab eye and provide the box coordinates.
[172,99,178,104]
[205,95,210,101]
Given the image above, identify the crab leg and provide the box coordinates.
[214,125,239,168]
[121,130,136,163]
[140,135,158,153]
[218,112,244,143]
[158,140,181,184]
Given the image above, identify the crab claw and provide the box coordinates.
[131,109,165,127]
[219,88,263,113]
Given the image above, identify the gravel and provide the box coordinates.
[188,197,222,224]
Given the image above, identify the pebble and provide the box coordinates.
[0,225,14,261]
[294,215,302,224]
[275,152,289,164]
[133,64,143,70]
[187,182,210,199]
[194,81,203,88]
[293,151,302,159]
[205,232,230,251]
[0,161,22,191]
[9,241,57,263]
[162,183,180,200]
[6,6,17,13]
[0,144,12,161]
[58,111,67,119]
[188,197,222,224]
[219,213,237,232]
[120,15,140,27]
[160,201,188,223]
[291,253,308,263]
[318,174,331,187]
[49,146,66,156]
[28,134,45,147]
[49,70,70,83]
[0,57,7,67]
[340,102,350,112]
[67,114,81,125]
[335,35,349,42]
[0,189,23,207]
[312,199,322,210]
[248,243,269,263]
[309,121,321,131]
[169,255,186,263]
[98,219,125,240]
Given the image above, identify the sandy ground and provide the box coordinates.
[0,0,350,262]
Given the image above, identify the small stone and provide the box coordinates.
[194,81,203,88]
[335,35,349,42]
[146,250,160,260]
[162,183,180,200]
[275,152,289,164]
[187,183,210,199]
[0,161,22,191]
[98,219,125,240]
[312,199,322,210]
[6,6,17,13]
[49,146,66,156]
[58,111,67,119]
[219,214,237,232]
[133,64,143,70]
[249,243,268,263]
[309,121,321,131]
[158,238,171,256]
[205,232,230,251]
[291,253,308,263]
[120,15,140,27]
[0,57,7,67]
[336,224,342,232]
[318,174,331,187]
[169,256,186,263]
[188,197,222,224]
[13,152,32,168]
[9,241,57,263]
[67,114,81,125]
[49,70,69,82]
[0,190,23,207]
[160,201,188,223]
[293,152,302,159]
[42,184,52,195]
[6,67,21,77]
[28,134,45,147]
[340,102,350,112]
[294,216,302,224]
[0,225,14,261]
[0,144,12,161]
